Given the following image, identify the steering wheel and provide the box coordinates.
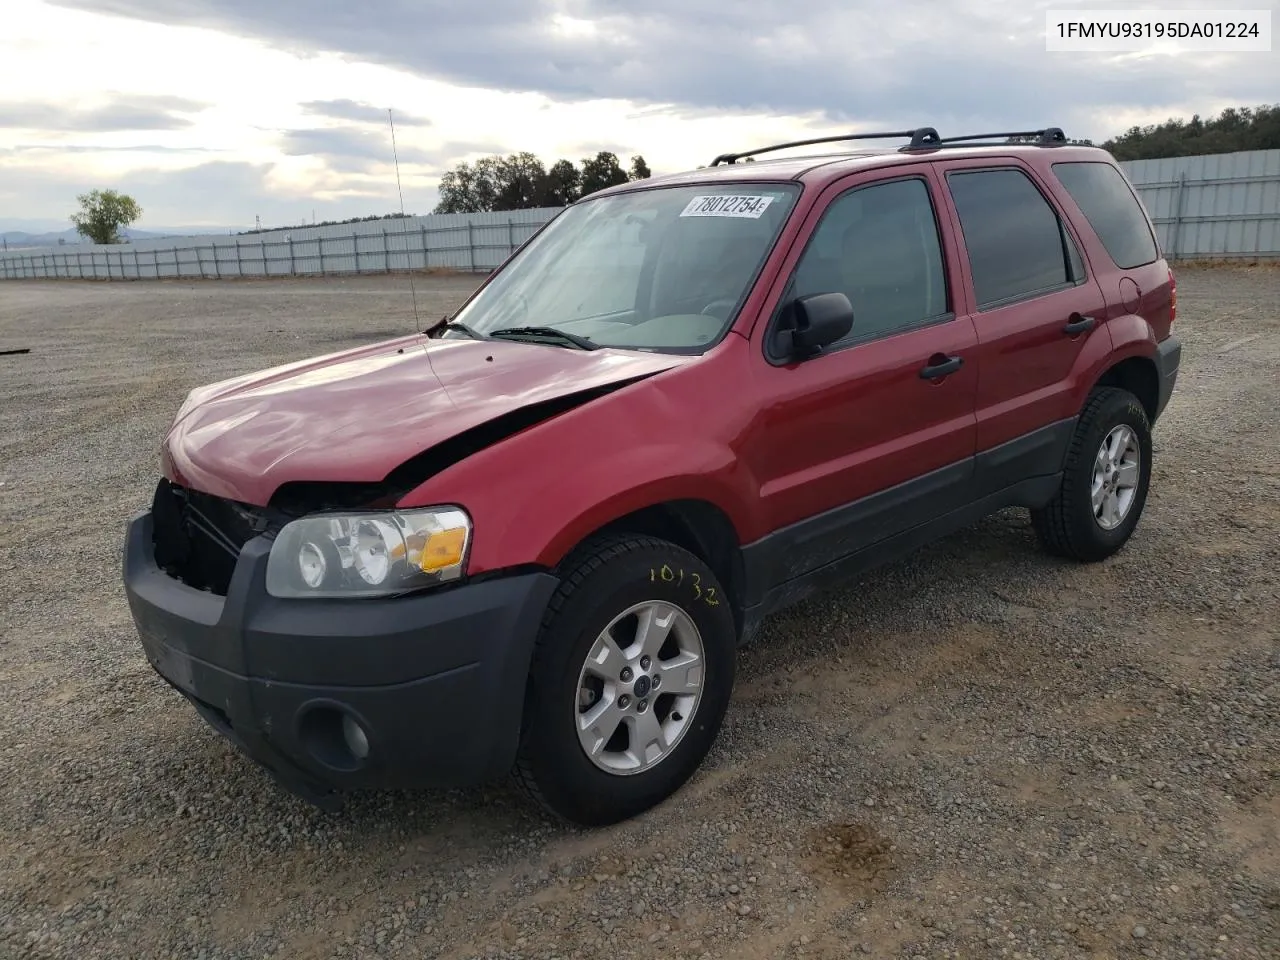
[700,298,739,321]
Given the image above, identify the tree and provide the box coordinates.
[434,159,500,214]
[494,152,549,210]
[628,155,652,180]
[433,148,656,213]
[1099,104,1280,160]
[70,188,142,244]
[434,153,546,214]
[579,151,630,198]
[541,159,582,206]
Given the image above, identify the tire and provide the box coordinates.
[513,534,737,826]
[1031,386,1153,562]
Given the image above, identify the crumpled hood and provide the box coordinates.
[163,334,690,505]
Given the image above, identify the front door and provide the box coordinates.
[738,168,980,596]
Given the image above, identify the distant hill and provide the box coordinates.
[0,225,232,250]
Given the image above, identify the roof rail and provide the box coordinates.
[901,127,1068,151]
[710,127,941,166]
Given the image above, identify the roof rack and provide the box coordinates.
[709,127,941,166]
[708,126,1071,166]
[901,127,1068,150]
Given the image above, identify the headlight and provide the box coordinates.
[265,507,471,599]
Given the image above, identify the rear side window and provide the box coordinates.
[946,168,1081,309]
[1052,161,1159,269]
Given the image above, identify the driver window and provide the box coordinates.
[790,177,950,347]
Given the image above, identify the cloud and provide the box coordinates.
[300,98,431,126]
[278,124,439,172]
[562,141,647,161]
[0,94,207,132]
[45,0,1280,139]
[12,0,1277,228]
[434,140,511,158]
[2,144,227,155]
[0,159,417,229]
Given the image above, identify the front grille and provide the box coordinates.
[151,479,272,595]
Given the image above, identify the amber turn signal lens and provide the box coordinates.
[419,527,467,572]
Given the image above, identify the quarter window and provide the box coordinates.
[1052,161,1159,269]
[946,168,1081,309]
[786,177,949,346]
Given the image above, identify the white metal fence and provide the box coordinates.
[1121,148,1280,260]
[0,208,561,281]
[3,149,1278,281]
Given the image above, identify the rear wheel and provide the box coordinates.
[514,535,737,825]
[1031,386,1153,561]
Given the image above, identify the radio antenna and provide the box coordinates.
[388,107,422,331]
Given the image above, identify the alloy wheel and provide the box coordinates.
[574,600,705,775]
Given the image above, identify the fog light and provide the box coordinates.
[342,714,370,760]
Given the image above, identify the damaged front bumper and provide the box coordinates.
[122,510,558,809]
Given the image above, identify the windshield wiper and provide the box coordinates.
[434,320,488,340]
[487,326,601,350]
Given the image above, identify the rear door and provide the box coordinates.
[932,158,1110,495]
[740,166,979,590]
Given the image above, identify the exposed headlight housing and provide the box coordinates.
[265,507,471,599]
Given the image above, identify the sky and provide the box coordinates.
[1,0,1276,232]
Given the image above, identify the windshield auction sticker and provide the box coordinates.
[679,195,776,218]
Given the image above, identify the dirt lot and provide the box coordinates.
[0,268,1277,960]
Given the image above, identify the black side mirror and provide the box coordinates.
[775,292,854,359]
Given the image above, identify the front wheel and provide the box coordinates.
[1031,386,1153,561]
[514,535,737,825]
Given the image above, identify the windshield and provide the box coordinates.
[444,183,800,353]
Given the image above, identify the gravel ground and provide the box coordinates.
[0,267,1276,960]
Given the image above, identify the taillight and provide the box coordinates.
[1168,267,1176,324]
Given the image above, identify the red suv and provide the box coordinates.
[123,127,1181,825]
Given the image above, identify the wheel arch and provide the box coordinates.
[1092,312,1162,424]
[1091,354,1160,425]
[565,499,747,637]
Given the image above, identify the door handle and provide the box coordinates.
[1063,312,1096,335]
[919,355,963,380]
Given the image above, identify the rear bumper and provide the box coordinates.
[1153,334,1181,422]
[123,511,559,807]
